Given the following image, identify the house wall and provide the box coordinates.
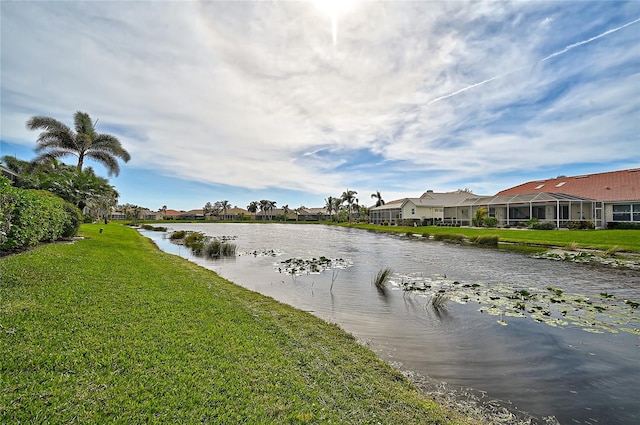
[401,203,446,223]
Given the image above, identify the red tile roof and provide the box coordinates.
[496,169,640,202]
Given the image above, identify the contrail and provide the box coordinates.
[428,17,640,105]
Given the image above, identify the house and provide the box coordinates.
[369,191,480,225]
[446,169,640,228]
[1,165,18,183]
[179,209,205,220]
[296,207,331,221]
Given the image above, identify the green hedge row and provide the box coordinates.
[0,176,82,252]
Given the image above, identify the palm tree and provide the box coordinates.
[220,200,231,220]
[325,196,335,222]
[266,200,277,220]
[282,204,290,221]
[341,189,358,224]
[371,191,385,207]
[247,201,259,219]
[26,111,130,176]
[332,197,343,222]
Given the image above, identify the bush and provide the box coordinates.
[567,220,595,230]
[529,221,556,230]
[606,222,639,230]
[62,202,83,238]
[1,177,81,252]
[484,217,498,228]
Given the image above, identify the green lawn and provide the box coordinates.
[344,224,640,252]
[1,224,474,424]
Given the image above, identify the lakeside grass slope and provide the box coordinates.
[1,224,473,424]
[344,224,640,252]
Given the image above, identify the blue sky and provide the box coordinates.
[1,1,639,211]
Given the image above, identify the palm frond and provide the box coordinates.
[74,111,94,135]
[86,151,120,176]
[92,134,131,161]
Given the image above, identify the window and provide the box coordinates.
[555,182,566,187]
[411,208,415,215]
[613,204,631,221]
[532,206,546,219]
[489,207,496,217]
[634,204,640,222]
[534,184,545,190]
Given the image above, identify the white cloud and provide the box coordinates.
[1,0,638,205]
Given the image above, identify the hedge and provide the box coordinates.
[0,176,82,252]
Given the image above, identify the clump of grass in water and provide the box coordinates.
[603,245,619,257]
[202,239,236,258]
[564,241,580,251]
[469,234,499,246]
[431,292,449,309]
[372,267,393,288]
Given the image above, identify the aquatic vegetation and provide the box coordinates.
[168,231,237,258]
[431,292,449,309]
[563,241,580,251]
[239,248,282,257]
[276,256,353,276]
[532,249,640,269]
[433,233,466,242]
[469,234,499,246]
[602,245,620,257]
[141,224,168,232]
[387,272,639,335]
[373,267,394,288]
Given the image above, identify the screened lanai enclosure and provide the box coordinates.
[444,193,599,228]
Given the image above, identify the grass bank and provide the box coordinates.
[1,224,474,424]
[342,223,640,252]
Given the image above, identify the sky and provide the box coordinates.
[1,1,639,212]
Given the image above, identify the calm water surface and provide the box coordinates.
[141,224,639,424]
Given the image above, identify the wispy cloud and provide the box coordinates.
[1,1,638,208]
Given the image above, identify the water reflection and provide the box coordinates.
[141,224,640,425]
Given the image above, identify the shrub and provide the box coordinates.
[606,222,640,230]
[484,217,498,228]
[472,207,488,227]
[567,220,595,230]
[529,221,556,230]
[62,202,83,238]
[0,177,80,252]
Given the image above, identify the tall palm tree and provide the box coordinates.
[26,111,131,176]
[324,196,335,222]
[247,201,259,219]
[282,204,290,221]
[371,191,385,207]
[266,200,277,220]
[220,200,231,220]
[341,189,358,224]
[332,197,343,222]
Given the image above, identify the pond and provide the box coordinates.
[140,223,639,425]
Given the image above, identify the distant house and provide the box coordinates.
[446,169,640,228]
[296,207,330,221]
[179,209,205,220]
[214,207,250,221]
[369,190,479,225]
